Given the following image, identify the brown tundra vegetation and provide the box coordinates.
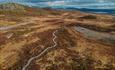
[0,3,115,70]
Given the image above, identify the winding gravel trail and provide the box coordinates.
[22,30,58,70]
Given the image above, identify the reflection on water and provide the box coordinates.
[75,26,115,44]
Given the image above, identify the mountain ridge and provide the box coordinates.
[0,2,26,12]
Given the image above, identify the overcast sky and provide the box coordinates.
[0,0,115,3]
[0,0,115,9]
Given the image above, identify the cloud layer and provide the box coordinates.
[0,0,115,14]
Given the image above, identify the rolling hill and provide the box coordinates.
[0,3,115,70]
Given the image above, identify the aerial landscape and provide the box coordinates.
[0,0,115,70]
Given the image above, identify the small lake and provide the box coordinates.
[75,26,115,44]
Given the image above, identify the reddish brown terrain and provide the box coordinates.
[0,3,115,70]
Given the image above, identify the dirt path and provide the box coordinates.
[22,30,58,70]
[0,17,38,31]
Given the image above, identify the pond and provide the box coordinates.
[75,26,115,44]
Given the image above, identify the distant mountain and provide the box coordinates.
[0,3,26,11]
[62,7,115,15]
[0,0,115,14]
